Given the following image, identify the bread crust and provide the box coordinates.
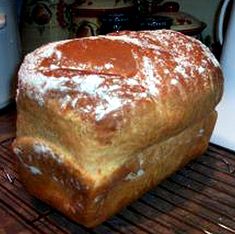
[14,111,216,227]
[13,30,223,227]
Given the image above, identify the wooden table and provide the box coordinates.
[0,104,235,234]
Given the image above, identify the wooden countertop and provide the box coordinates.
[0,104,235,234]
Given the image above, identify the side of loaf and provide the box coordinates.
[13,30,223,227]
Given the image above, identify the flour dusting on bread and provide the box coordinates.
[17,30,221,122]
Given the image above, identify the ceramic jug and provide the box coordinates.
[211,0,235,150]
[0,0,21,109]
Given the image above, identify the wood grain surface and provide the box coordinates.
[0,104,235,234]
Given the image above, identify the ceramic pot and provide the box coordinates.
[71,0,134,37]
[20,0,74,55]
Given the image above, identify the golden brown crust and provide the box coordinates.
[14,112,216,227]
[17,30,223,120]
[13,30,223,227]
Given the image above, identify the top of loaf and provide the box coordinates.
[17,30,222,122]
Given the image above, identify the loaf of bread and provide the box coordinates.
[13,30,223,227]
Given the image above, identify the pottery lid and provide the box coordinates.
[155,11,203,31]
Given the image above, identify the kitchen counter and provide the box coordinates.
[0,104,235,234]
